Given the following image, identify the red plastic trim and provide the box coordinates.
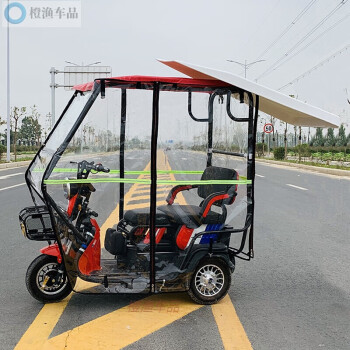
[176,225,194,250]
[143,228,167,244]
[40,244,62,263]
[202,194,229,218]
[67,194,77,217]
[167,185,192,205]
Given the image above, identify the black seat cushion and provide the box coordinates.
[158,204,223,228]
[124,208,170,226]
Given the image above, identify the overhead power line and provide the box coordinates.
[257,0,349,81]
[245,0,282,48]
[278,44,350,91]
[272,12,350,73]
[257,0,318,60]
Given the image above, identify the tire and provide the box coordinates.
[187,258,231,305]
[26,254,73,303]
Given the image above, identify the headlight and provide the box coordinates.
[63,180,71,199]
[63,179,78,199]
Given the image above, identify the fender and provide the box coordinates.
[40,243,62,263]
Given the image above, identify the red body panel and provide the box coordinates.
[176,225,194,250]
[67,194,78,217]
[40,244,62,263]
[78,219,101,275]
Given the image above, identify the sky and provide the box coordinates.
[0,0,350,137]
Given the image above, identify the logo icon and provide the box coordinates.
[4,2,26,24]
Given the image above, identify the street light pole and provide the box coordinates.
[6,0,10,162]
[227,59,265,78]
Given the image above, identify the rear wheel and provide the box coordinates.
[26,254,73,303]
[188,258,231,305]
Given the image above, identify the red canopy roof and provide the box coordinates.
[73,75,230,92]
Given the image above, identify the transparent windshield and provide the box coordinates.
[27,92,92,197]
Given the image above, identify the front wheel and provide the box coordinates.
[26,254,73,303]
[187,258,231,305]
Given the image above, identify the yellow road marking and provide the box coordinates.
[211,295,253,350]
[125,200,167,211]
[14,295,72,350]
[46,294,202,350]
[15,150,252,350]
[128,193,165,201]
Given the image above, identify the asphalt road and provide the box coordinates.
[0,150,349,350]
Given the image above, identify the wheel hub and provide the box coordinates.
[36,262,67,295]
[195,264,224,297]
[201,272,217,291]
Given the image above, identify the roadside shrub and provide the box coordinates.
[295,144,311,158]
[0,145,6,161]
[255,143,264,157]
[321,152,333,162]
[274,147,285,160]
[333,152,345,162]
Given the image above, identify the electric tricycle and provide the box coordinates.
[19,60,339,304]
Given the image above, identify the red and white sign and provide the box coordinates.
[264,123,274,133]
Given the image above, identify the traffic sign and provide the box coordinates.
[264,123,274,133]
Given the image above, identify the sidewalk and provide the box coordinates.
[257,158,350,177]
[0,160,31,170]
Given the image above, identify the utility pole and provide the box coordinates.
[262,132,265,156]
[50,68,57,128]
[284,123,288,159]
[298,126,302,163]
[227,59,265,78]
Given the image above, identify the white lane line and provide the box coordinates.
[0,172,24,180]
[0,183,26,191]
[256,174,265,178]
[286,184,308,191]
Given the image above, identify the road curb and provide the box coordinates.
[257,158,350,177]
[0,160,31,170]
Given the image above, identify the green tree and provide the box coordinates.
[312,127,324,147]
[0,144,6,161]
[336,124,347,147]
[3,129,14,144]
[324,128,336,147]
[20,117,35,145]
[0,116,5,144]
[0,116,5,128]
[20,112,42,146]
[30,105,42,145]
[11,106,27,161]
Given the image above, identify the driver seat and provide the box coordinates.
[158,166,238,228]
[123,166,239,229]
